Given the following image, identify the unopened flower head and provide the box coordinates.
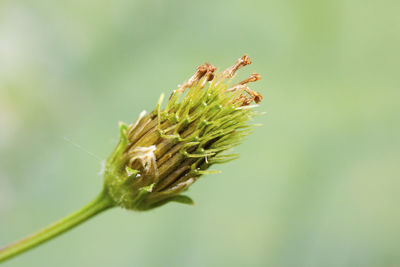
[104,55,263,211]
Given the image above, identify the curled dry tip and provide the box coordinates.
[239,72,262,85]
[200,62,217,87]
[179,62,217,92]
[222,54,252,78]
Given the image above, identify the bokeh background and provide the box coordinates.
[0,0,399,266]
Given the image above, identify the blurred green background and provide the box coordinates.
[0,0,399,266]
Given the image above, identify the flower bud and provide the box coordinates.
[104,55,263,211]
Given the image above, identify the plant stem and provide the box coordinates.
[0,189,115,263]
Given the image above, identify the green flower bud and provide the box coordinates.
[104,55,263,211]
[0,56,264,263]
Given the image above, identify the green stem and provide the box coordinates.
[0,189,115,263]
